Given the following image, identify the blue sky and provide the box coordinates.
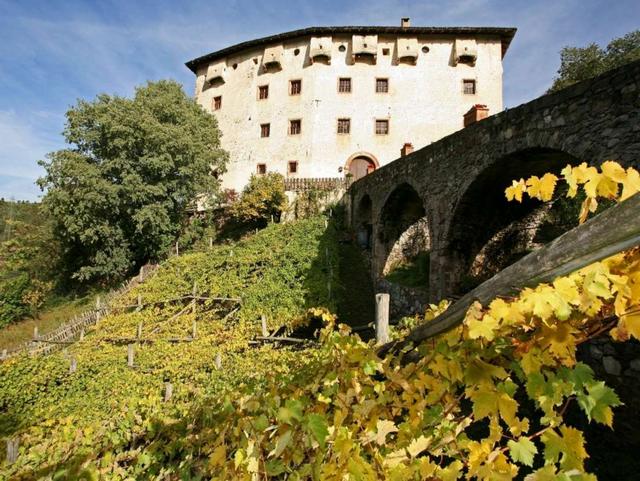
[1,0,638,200]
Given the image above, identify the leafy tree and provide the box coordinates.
[37,80,228,284]
[231,173,287,226]
[549,29,640,92]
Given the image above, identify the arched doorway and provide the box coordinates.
[345,153,379,181]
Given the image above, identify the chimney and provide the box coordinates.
[401,142,414,157]
[401,17,411,28]
[463,104,489,127]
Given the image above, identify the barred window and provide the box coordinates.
[260,123,270,138]
[337,118,351,134]
[338,77,352,93]
[288,161,298,174]
[289,119,301,135]
[258,85,269,99]
[213,96,222,110]
[376,78,389,93]
[375,119,389,135]
[463,79,476,95]
[290,80,302,95]
[257,163,267,175]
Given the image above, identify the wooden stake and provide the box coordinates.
[79,328,85,341]
[192,282,197,313]
[139,265,144,282]
[137,322,143,339]
[209,237,213,249]
[69,357,77,374]
[6,438,18,464]
[192,320,197,339]
[175,241,179,256]
[375,293,390,345]
[1,349,6,360]
[164,382,173,402]
[33,326,39,340]
[261,315,268,337]
[96,295,101,310]
[127,344,135,367]
[137,294,142,310]
[215,352,222,370]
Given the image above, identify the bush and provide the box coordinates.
[231,173,287,226]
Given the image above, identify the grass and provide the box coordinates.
[0,295,97,351]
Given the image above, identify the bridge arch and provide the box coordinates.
[443,147,580,294]
[374,182,430,282]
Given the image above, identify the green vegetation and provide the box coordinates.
[37,80,228,285]
[385,251,430,288]
[231,172,288,226]
[549,29,640,92]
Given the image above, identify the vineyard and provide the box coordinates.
[0,162,639,480]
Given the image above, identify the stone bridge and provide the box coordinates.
[348,60,640,302]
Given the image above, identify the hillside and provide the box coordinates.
[0,217,339,479]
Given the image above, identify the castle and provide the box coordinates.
[186,19,516,193]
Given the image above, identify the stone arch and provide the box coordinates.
[355,194,373,249]
[345,152,379,181]
[375,182,430,280]
[444,147,580,294]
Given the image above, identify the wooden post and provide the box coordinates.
[137,294,142,310]
[209,237,213,249]
[215,352,222,370]
[33,326,39,340]
[6,438,18,464]
[137,322,143,339]
[375,293,390,345]
[324,218,328,228]
[192,320,197,339]
[139,265,144,282]
[96,295,101,310]
[261,315,268,337]
[1,349,6,360]
[79,328,85,341]
[69,357,77,374]
[127,344,135,367]
[164,382,173,402]
[191,282,197,313]
[175,241,179,256]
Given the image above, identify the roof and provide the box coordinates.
[185,26,517,73]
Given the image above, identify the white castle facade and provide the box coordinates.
[186,19,516,193]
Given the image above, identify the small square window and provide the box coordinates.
[288,161,298,174]
[382,48,390,56]
[290,80,302,95]
[260,123,270,138]
[375,119,389,135]
[376,78,389,93]
[289,119,301,135]
[258,85,269,100]
[463,79,476,95]
[257,163,267,175]
[337,118,350,134]
[212,96,222,110]
[338,77,352,93]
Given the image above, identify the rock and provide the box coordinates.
[603,344,616,356]
[630,358,640,371]
[603,356,622,376]
[590,345,603,360]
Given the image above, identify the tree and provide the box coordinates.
[231,173,287,226]
[549,29,640,92]
[38,80,228,284]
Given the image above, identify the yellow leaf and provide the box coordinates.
[406,435,432,458]
[208,445,227,468]
[552,277,581,306]
[621,167,640,201]
[601,160,627,183]
[383,448,408,468]
[505,179,526,202]
[561,164,578,197]
[374,419,398,445]
[467,314,500,341]
[578,196,598,224]
[526,173,558,201]
[620,312,640,340]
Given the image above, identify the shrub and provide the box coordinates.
[231,173,287,226]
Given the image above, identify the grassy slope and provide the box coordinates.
[0,217,339,479]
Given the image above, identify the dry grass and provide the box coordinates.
[0,296,97,351]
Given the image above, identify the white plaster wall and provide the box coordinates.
[194,34,505,193]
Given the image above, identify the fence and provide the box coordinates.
[284,177,348,192]
[1,264,159,360]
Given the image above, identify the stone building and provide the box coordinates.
[185,19,516,193]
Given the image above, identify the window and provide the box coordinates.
[337,118,351,134]
[338,77,352,93]
[258,85,269,99]
[290,79,302,95]
[257,164,267,175]
[260,123,270,138]
[288,161,298,174]
[382,48,390,56]
[375,119,389,135]
[463,79,476,94]
[212,96,222,110]
[289,119,301,135]
[376,78,389,93]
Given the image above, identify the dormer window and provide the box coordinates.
[396,37,419,64]
[454,39,478,66]
[263,45,284,69]
[352,35,378,62]
[309,36,332,64]
[206,61,226,85]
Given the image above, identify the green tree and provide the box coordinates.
[38,80,227,284]
[231,173,287,226]
[549,30,640,92]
